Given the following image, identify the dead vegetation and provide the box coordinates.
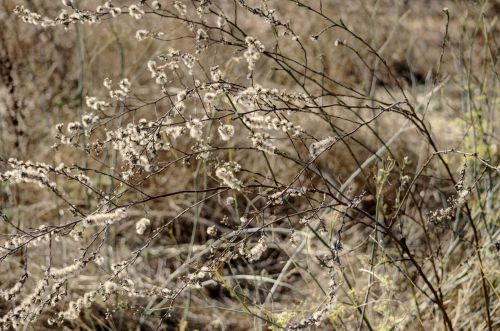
[0,1,498,330]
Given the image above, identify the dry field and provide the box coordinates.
[0,0,498,330]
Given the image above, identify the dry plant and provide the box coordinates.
[0,0,498,330]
